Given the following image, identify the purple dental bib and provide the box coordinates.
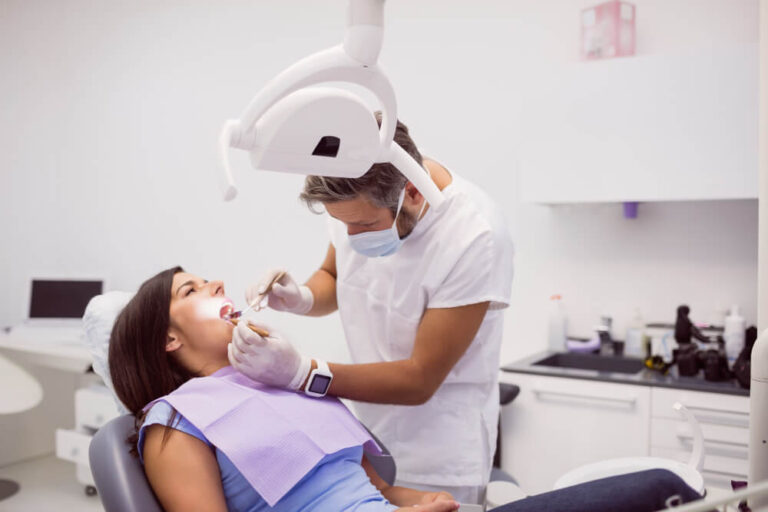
[143,366,381,506]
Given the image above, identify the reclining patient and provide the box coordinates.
[108,266,703,512]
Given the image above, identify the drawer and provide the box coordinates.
[75,385,121,429]
[55,428,92,467]
[651,417,749,459]
[651,447,748,490]
[651,388,749,427]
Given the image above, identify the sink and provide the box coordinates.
[532,352,645,374]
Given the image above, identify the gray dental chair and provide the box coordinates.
[89,413,397,512]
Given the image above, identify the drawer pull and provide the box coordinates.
[684,405,748,416]
[533,389,637,408]
[676,433,749,450]
[679,405,749,428]
[701,468,748,479]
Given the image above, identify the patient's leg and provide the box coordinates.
[489,469,702,512]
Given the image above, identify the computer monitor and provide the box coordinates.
[28,279,103,320]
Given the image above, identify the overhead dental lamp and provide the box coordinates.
[219,0,445,209]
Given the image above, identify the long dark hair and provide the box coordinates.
[108,265,196,454]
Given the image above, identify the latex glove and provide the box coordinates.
[228,320,312,390]
[246,269,314,315]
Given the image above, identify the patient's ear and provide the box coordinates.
[166,331,182,352]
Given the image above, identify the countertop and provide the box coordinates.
[501,351,749,397]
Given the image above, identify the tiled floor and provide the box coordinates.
[0,455,103,512]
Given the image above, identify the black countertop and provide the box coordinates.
[501,351,749,397]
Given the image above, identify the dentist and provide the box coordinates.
[229,115,514,504]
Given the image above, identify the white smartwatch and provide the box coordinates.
[304,359,333,398]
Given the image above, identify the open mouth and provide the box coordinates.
[219,299,240,321]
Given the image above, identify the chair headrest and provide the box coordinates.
[83,291,134,413]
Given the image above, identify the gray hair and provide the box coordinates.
[300,112,423,215]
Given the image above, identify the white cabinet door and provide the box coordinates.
[650,387,749,491]
[499,373,651,494]
[518,44,758,204]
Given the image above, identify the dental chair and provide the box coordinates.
[89,413,397,512]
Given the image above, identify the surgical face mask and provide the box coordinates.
[348,185,428,258]
[348,188,406,258]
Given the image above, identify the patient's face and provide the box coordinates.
[168,272,234,360]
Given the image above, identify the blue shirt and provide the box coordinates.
[139,401,397,512]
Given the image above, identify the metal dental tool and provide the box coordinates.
[221,271,287,322]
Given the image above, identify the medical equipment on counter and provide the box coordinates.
[218,0,445,210]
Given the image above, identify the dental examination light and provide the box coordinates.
[219,0,445,209]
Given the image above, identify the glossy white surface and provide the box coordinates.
[0,353,42,415]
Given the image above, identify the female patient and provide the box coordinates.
[109,266,702,512]
[108,266,458,512]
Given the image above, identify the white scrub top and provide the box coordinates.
[329,171,514,487]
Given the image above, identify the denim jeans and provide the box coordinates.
[490,469,703,512]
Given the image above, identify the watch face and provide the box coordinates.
[308,374,331,394]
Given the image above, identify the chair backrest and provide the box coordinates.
[89,415,162,512]
[89,414,397,512]
[361,424,397,486]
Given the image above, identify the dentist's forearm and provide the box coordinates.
[304,268,337,316]
[326,360,441,406]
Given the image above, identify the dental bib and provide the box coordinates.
[143,366,381,506]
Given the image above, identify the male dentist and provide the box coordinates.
[229,115,514,503]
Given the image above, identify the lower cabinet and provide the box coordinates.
[649,387,749,491]
[499,372,750,495]
[499,373,651,494]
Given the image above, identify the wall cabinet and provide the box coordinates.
[518,44,758,204]
[499,372,750,495]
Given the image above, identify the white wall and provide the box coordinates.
[0,0,759,386]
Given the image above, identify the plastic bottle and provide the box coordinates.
[724,305,746,364]
[547,295,567,352]
[624,309,645,358]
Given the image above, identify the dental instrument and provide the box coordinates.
[229,318,270,339]
[218,0,445,210]
[220,271,287,324]
[240,270,287,316]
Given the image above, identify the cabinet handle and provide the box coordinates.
[682,405,749,428]
[533,389,637,408]
[676,432,749,451]
[701,468,748,479]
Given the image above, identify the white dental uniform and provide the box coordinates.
[328,170,514,492]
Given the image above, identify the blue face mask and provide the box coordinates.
[348,188,406,258]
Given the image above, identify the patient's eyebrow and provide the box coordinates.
[176,279,208,296]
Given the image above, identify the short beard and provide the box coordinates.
[396,208,419,239]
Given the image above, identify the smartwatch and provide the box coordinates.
[304,359,333,398]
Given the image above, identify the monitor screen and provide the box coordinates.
[29,280,103,319]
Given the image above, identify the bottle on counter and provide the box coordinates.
[547,294,567,352]
[625,308,645,358]
[724,305,746,364]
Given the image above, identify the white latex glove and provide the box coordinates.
[245,269,314,315]
[228,320,312,390]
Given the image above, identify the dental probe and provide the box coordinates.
[234,271,288,318]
